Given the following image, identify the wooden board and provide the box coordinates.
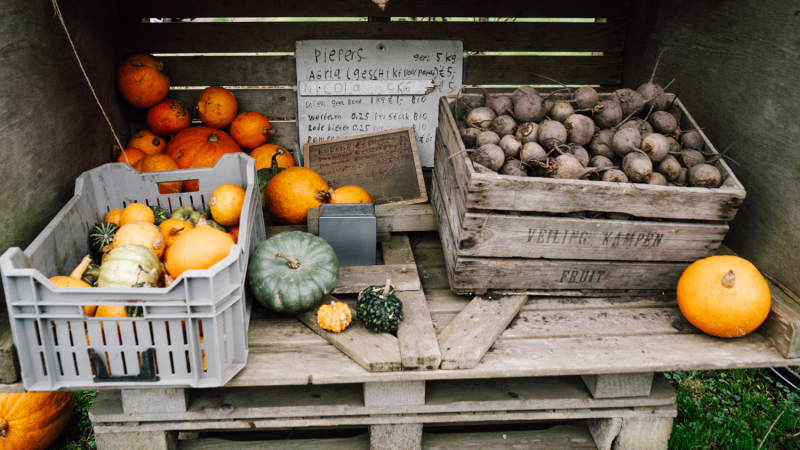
[421,425,597,450]
[758,283,800,359]
[438,293,527,370]
[304,128,427,206]
[307,204,437,235]
[335,264,420,294]
[178,435,369,450]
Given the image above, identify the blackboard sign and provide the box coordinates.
[304,127,427,206]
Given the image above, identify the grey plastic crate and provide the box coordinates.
[0,153,266,391]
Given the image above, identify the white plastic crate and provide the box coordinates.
[0,154,266,391]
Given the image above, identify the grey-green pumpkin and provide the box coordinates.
[97,244,161,288]
[247,231,339,313]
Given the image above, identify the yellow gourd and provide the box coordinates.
[317,301,352,333]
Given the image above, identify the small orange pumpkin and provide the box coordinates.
[210,184,246,227]
[104,209,123,226]
[228,225,240,244]
[264,167,330,225]
[196,86,238,128]
[128,129,167,155]
[251,144,296,170]
[166,218,235,279]
[165,127,241,191]
[106,221,166,259]
[49,255,96,316]
[119,203,155,226]
[146,99,191,137]
[230,111,276,149]
[159,218,194,248]
[677,255,771,338]
[116,54,170,109]
[134,154,183,194]
[115,147,148,166]
[328,185,373,204]
[0,391,74,450]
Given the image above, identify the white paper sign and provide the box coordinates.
[296,40,463,167]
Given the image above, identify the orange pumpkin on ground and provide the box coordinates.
[328,185,373,204]
[116,54,169,109]
[264,167,330,225]
[0,391,74,450]
[165,127,241,191]
[146,99,191,137]
[105,221,166,259]
[196,86,238,128]
[228,225,239,244]
[250,144,296,170]
[128,129,167,155]
[119,203,155,226]
[105,209,122,226]
[210,184,246,227]
[134,154,183,194]
[115,147,148,166]
[166,218,235,279]
[677,255,771,338]
[230,111,276,149]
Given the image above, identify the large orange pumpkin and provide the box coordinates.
[146,99,191,137]
[677,255,771,338]
[166,219,235,279]
[105,221,166,259]
[251,144,296,170]
[115,147,148,166]
[116,54,169,109]
[134,154,183,194]
[0,391,74,450]
[230,111,276,149]
[165,127,241,191]
[328,185,373,204]
[210,184,246,227]
[196,86,238,128]
[264,167,330,225]
[128,129,167,155]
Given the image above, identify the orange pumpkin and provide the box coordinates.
[128,129,167,155]
[0,391,74,450]
[134,154,183,194]
[116,54,169,109]
[119,203,155,226]
[159,218,194,248]
[264,167,330,225]
[230,111,276,149]
[228,225,240,244]
[196,86,238,128]
[166,218,235,279]
[146,99,191,137]
[106,221,166,259]
[165,127,241,191]
[210,184,246,227]
[104,209,122,226]
[328,185,373,204]
[677,255,771,338]
[115,147,148,166]
[49,256,96,316]
[251,144,296,170]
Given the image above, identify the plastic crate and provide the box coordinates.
[0,154,266,391]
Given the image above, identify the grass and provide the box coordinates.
[48,391,97,450]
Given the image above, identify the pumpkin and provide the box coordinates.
[150,205,170,225]
[49,256,96,315]
[159,218,193,248]
[196,86,238,128]
[166,218,235,279]
[134,154,183,194]
[205,220,227,233]
[128,129,166,155]
[251,144,296,170]
[0,391,74,450]
[119,203,155,226]
[247,231,339,313]
[89,222,119,255]
[317,301,352,333]
[357,280,404,334]
[116,53,169,109]
[210,184,246,227]
[165,127,241,192]
[104,221,165,259]
[146,99,191,137]
[104,209,122,226]
[171,205,201,227]
[97,245,161,288]
[257,153,286,209]
[228,225,240,244]
[230,111,276,149]
[677,255,771,338]
[114,147,147,166]
[81,263,101,288]
[328,185,373,204]
[264,167,330,225]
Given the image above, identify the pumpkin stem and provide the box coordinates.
[315,190,331,203]
[208,132,219,143]
[168,226,185,237]
[152,137,161,146]
[70,255,93,279]
[262,127,277,136]
[382,278,391,297]
[0,416,7,439]
[197,218,208,226]
[331,300,337,309]
[721,270,736,288]
[130,60,143,66]
[275,253,301,269]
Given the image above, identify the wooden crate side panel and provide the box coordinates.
[123,22,626,54]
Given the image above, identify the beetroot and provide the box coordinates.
[637,48,669,112]
[648,172,668,186]
[499,135,523,159]
[593,100,624,129]
[674,168,688,186]
[512,86,539,105]
[665,136,681,155]
[519,142,547,167]
[588,129,617,160]
[485,92,514,117]
[499,159,527,177]
[612,127,642,157]
[467,107,496,130]
[657,155,681,181]
[538,119,568,150]
[574,86,599,109]
[460,128,481,148]
[470,144,505,171]
[649,111,679,136]
[602,169,629,183]
[569,145,590,167]
[612,88,646,117]
[516,122,539,144]
[618,117,653,135]
[476,131,501,147]
[490,115,518,136]
[547,154,599,179]
[564,114,595,146]
[514,95,547,123]
[641,133,670,162]
[681,130,704,150]
[589,155,614,171]
[688,164,721,188]
[622,152,653,182]
[680,149,706,168]
[550,101,575,122]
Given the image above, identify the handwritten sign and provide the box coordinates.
[304,127,427,206]
[296,39,464,167]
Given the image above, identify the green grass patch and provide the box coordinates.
[48,391,97,450]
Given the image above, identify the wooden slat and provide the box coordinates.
[123,22,625,54]
[335,264,420,294]
[758,283,800,358]
[264,225,307,240]
[129,88,297,120]
[178,435,369,450]
[160,55,296,87]
[119,0,629,19]
[307,204,438,235]
[0,309,19,384]
[296,295,402,372]
[581,373,654,399]
[422,425,597,449]
[438,293,528,370]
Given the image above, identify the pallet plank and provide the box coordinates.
[371,423,423,450]
[422,425,597,449]
[129,88,297,120]
[0,309,19,384]
[580,373,654,399]
[758,283,800,358]
[123,22,625,54]
[438,293,527,370]
[335,264,420,294]
[177,435,369,450]
[307,204,438,236]
[296,295,402,372]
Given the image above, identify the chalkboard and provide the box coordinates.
[304,127,427,206]
[296,39,464,167]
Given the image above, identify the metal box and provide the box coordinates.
[319,203,377,267]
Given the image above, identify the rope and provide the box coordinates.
[51,0,129,164]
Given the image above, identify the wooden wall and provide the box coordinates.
[622,0,800,293]
[0,0,128,306]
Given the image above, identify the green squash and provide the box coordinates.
[258,153,285,209]
[97,244,161,288]
[247,231,339,313]
[357,281,404,334]
[89,222,119,255]
[206,219,227,232]
[81,263,101,287]
[150,205,169,225]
